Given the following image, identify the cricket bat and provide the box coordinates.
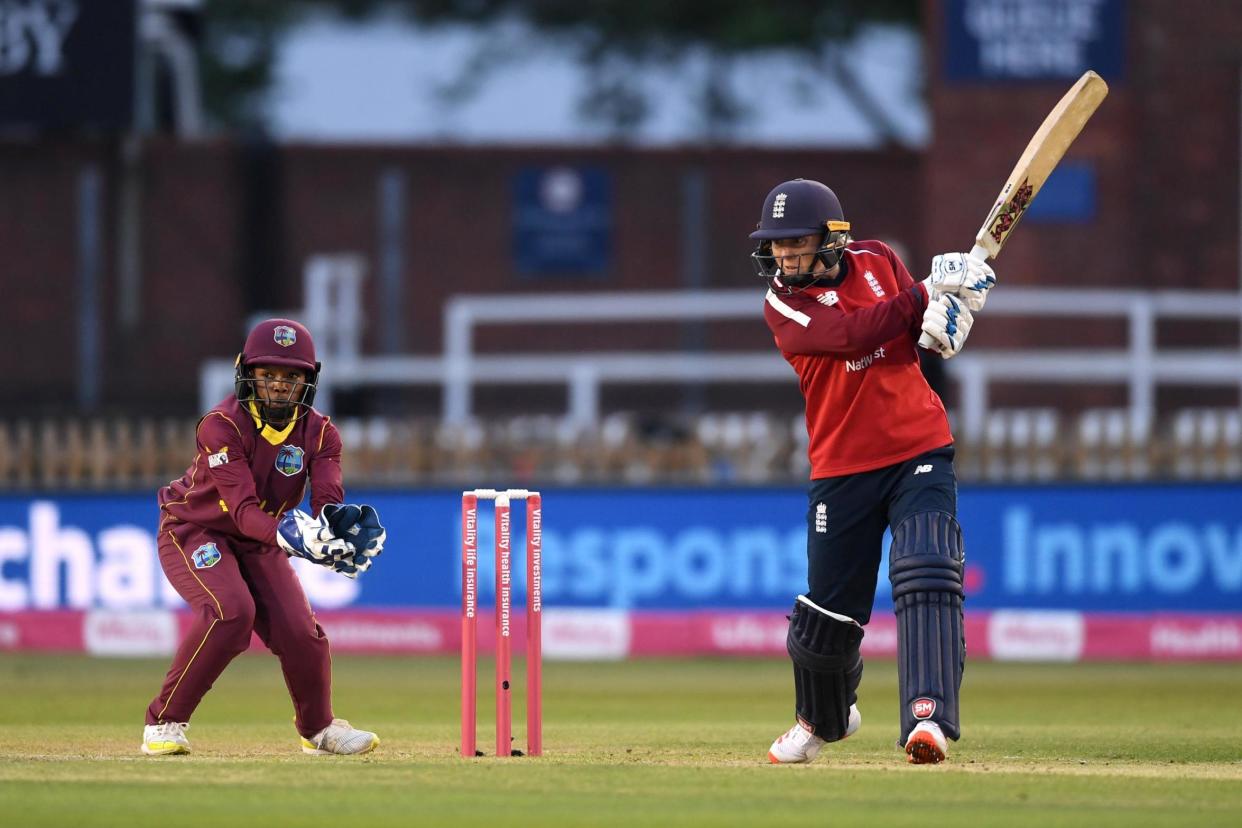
[920,69,1109,350]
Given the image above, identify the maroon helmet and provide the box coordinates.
[233,318,321,421]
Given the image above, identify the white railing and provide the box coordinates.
[442,290,774,424]
[201,258,1242,441]
[952,288,1242,440]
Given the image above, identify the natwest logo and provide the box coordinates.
[845,346,887,373]
[911,698,936,719]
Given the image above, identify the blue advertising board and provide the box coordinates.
[943,0,1125,83]
[0,0,136,130]
[512,166,612,277]
[0,485,1239,613]
[1025,162,1096,223]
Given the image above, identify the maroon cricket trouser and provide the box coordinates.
[145,519,334,738]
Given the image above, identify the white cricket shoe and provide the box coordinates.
[300,718,380,755]
[767,705,861,764]
[141,722,191,756]
[905,720,948,764]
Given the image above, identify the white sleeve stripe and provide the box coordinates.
[765,290,810,327]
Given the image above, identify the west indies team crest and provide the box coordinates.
[192,542,221,569]
[273,325,297,347]
[275,444,305,476]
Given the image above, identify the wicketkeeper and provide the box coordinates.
[141,318,386,756]
[752,180,994,765]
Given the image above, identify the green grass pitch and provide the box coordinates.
[1,653,1239,826]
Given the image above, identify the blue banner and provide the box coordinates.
[943,0,1125,83]
[0,485,1239,613]
[512,166,612,277]
[1025,162,1097,223]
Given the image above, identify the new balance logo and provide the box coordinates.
[914,464,933,475]
[816,290,839,306]
[772,193,787,218]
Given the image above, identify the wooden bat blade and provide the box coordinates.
[974,70,1109,260]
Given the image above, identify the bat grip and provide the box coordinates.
[969,243,989,261]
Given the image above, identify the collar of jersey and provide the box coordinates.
[811,255,850,289]
[247,401,298,446]
[782,256,850,294]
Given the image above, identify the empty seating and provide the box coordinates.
[1170,408,1242,479]
[978,408,1061,482]
[1,408,1240,489]
[1075,408,1151,480]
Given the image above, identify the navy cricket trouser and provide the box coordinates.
[804,445,957,625]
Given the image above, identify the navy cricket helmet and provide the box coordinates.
[749,179,852,293]
[233,318,321,424]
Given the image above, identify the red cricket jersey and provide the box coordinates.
[763,240,953,478]
[158,396,345,546]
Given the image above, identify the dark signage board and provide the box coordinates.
[513,166,613,278]
[944,0,1124,83]
[1025,161,1096,223]
[0,0,136,130]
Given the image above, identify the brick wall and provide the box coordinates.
[1,141,919,414]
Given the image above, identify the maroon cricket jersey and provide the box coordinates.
[158,396,345,546]
[763,240,953,478]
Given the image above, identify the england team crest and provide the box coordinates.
[275,444,305,476]
[273,325,297,347]
[192,542,221,569]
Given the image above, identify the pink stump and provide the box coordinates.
[495,494,513,756]
[526,494,543,756]
[460,493,478,758]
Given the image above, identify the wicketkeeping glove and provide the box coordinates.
[277,509,355,563]
[328,549,371,579]
[320,503,386,579]
[322,503,363,538]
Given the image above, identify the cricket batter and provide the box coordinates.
[141,318,386,756]
[753,180,994,765]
